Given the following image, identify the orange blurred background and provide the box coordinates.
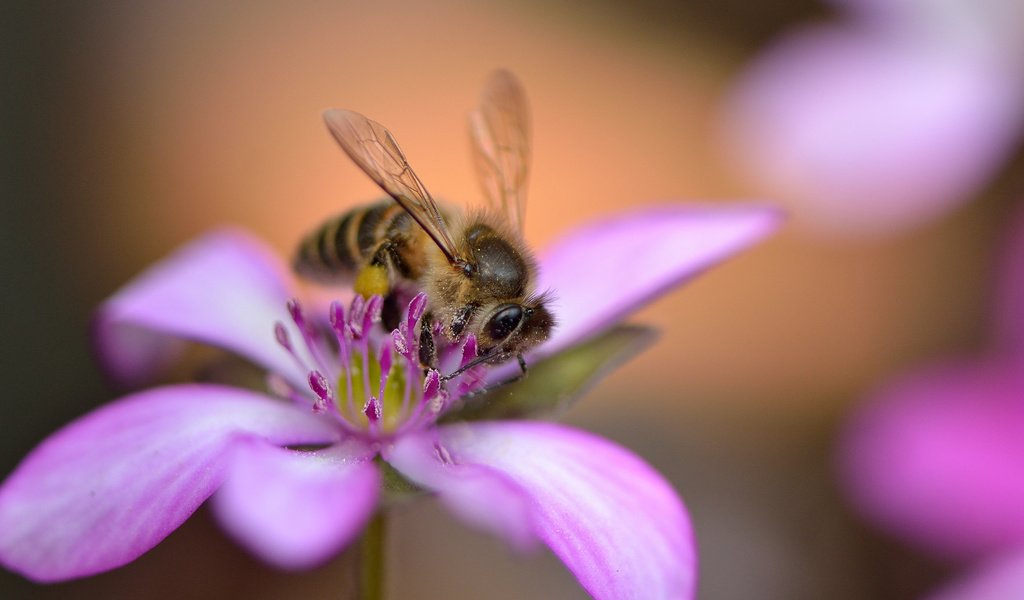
[2,1,1021,598]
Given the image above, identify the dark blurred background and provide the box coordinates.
[2,1,1021,598]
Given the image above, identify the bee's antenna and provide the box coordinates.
[442,346,503,381]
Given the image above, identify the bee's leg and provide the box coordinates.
[381,293,403,332]
[448,304,477,338]
[418,319,437,370]
[354,241,399,299]
[516,354,528,376]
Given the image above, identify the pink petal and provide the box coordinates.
[536,204,779,355]
[384,432,538,551]
[928,549,1024,600]
[388,422,696,600]
[838,359,1024,559]
[212,438,380,570]
[93,229,308,388]
[0,385,338,582]
[723,24,1024,236]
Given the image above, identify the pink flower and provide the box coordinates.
[0,205,779,599]
[838,204,1024,597]
[722,0,1024,236]
[928,551,1024,600]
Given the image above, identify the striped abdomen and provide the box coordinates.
[294,199,428,284]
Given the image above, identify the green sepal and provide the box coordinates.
[377,456,426,504]
[441,324,658,423]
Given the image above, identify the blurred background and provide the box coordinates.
[2,0,1022,598]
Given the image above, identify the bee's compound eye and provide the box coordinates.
[485,304,523,341]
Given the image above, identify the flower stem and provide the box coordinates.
[358,510,387,600]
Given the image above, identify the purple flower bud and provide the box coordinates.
[363,295,383,334]
[329,301,345,331]
[348,296,366,338]
[422,369,441,402]
[363,396,381,421]
[378,343,392,377]
[307,370,331,402]
[460,335,479,368]
[408,292,427,324]
[286,298,307,332]
[391,329,410,358]
[433,441,453,465]
[273,322,291,350]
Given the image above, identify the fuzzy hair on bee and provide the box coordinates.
[420,207,554,360]
[294,69,556,373]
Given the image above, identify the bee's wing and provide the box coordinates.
[324,109,462,264]
[469,69,531,234]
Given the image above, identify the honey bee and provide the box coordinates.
[294,70,555,374]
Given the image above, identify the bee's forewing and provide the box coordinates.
[324,109,462,263]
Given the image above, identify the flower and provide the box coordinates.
[0,204,779,599]
[838,204,1024,597]
[928,551,1024,600]
[721,0,1024,236]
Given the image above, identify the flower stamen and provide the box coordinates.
[307,370,332,413]
[272,292,489,442]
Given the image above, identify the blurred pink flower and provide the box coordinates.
[839,205,1024,597]
[0,205,779,599]
[722,0,1024,236]
[928,550,1024,600]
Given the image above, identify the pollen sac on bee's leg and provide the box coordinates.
[354,264,389,298]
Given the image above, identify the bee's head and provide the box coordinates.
[478,296,555,361]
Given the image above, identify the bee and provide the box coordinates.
[294,70,555,374]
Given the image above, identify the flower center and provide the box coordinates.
[334,346,406,431]
[273,293,484,441]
